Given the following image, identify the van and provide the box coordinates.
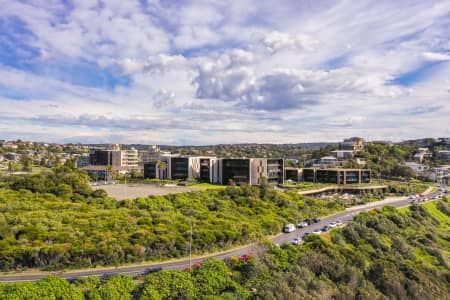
[283,223,296,233]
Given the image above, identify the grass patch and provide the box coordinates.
[189,183,227,190]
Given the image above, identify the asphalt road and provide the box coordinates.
[0,189,445,283]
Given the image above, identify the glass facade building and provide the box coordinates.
[221,159,251,185]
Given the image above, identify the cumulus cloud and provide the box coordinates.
[118,54,189,74]
[422,52,450,61]
[195,64,404,110]
[152,89,175,107]
[261,31,318,54]
[0,0,450,143]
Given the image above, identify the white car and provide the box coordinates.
[312,229,322,235]
[290,237,302,245]
[335,220,343,226]
[328,222,337,228]
[297,221,309,228]
[283,223,296,233]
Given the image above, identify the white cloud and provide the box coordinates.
[422,52,450,61]
[0,0,449,143]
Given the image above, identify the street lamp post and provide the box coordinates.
[189,218,193,269]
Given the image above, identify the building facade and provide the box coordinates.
[437,150,450,162]
[331,150,354,159]
[89,146,139,170]
[285,167,301,182]
[302,168,371,184]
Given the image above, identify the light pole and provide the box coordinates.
[189,218,193,269]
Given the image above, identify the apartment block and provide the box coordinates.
[88,146,139,169]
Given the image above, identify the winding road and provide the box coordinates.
[0,189,443,283]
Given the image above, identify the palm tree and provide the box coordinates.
[156,160,168,180]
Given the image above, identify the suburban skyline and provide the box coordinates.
[1,0,449,145]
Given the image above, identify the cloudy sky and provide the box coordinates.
[0,0,449,145]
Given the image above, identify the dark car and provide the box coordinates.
[322,225,332,232]
[142,267,163,275]
[312,217,321,223]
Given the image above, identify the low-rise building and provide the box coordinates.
[413,148,431,163]
[285,167,301,182]
[4,152,21,162]
[439,137,450,145]
[436,150,450,162]
[302,168,371,184]
[75,155,90,168]
[331,150,354,159]
[435,165,450,184]
[313,156,338,168]
[220,158,284,185]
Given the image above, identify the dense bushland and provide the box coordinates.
[0,169,345,271]
[1,199,449,299]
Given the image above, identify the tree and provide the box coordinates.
[95,275,136,300]
[392,165,417,179]
[21,154,33,172]
[156,160,167,179]
[139,270,196,299]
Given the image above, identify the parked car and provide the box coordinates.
[283,223,296,233]
[322,225,332,232]
[312,229,322,235]
[335,220,343,226]
[290,237,302,245]
[142,267,163,275]
[312,217,321,223]
[297,221,309,228]
[328,222,337,228]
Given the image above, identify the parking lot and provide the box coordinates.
[93,184,196,200]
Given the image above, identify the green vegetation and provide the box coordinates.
[189,183,227,190]
[1,199,449,299]
[0,169,346,271]
[280,182,329,191]
[384,180,430,195]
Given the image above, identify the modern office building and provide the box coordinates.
[138,145,171,166]
[89,145,139,169]
[220,158,284,185]
[75,155,90,168]
[199,157,220,183]
[302,168,371,184]
[170,157,191,180]
[220,158,251,185]
[266,159,284,184]
[285,167,301,182]
[436,150,450,162]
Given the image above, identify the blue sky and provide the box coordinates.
[0,0,449,144]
